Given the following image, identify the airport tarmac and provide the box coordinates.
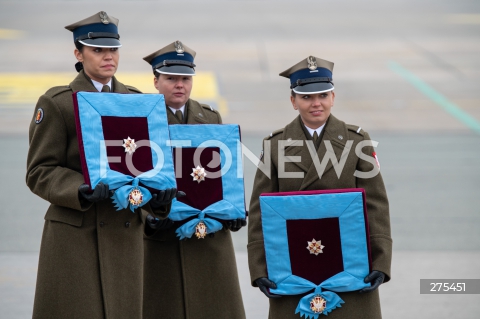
[1,0,480,318]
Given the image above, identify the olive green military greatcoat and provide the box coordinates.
[248,115,392,319]
[26,70,165,319]
[143,99,246,319]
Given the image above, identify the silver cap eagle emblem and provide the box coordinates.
[307,56,317,71]
[174,40,185,54]
[99,11,109,24]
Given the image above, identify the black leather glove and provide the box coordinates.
[224,218,247,232]
[150,188,185,209]
[145,214,174,230]
[359,270,385,293]
[78,182,110,202]
[255,277,281,299]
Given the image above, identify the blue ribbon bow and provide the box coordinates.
[175,212,224,239]
[111,178,153,212]
[169,199,243,239]
[98,168,170,212]
[295,288,344,318]
[271,272,370,318]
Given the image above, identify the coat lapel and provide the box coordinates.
[69,70,97,92]
[111,76,130,93]
[167,99,208,125]
[68,71,128,94]
[282,116,311,173]
[167,107,180,124]
[299,115,349,190]
[185,99,208,124]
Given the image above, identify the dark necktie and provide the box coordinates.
[101,85,110,92]
[175,110,183,123]
[313,131,318,142]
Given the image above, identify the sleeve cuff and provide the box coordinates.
[247,240,268,286]
[370,234,393,282]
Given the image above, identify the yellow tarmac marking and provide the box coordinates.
[0,73,74,105]
[0,28,25,39]
[447,14,480,24]
[0,72,228,116]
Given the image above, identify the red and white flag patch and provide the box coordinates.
[373,152,380,169]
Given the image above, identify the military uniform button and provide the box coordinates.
[99,222,105,227]
[125,221,130,228]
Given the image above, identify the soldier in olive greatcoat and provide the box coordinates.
[26,12,175,319]
[141,41,246,319]
[248,56,392,319]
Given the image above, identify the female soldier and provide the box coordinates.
[26,12,174,319]
[142,41,246,319]
[247,56,392,319]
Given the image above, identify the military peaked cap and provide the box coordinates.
[143,41,196,76]
[65,11,121,48]
[280,56,334,94]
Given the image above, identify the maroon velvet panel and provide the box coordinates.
[101,116,153,177]
[263,188,372,270]
[174,147,223,211]
[287,218,344,285]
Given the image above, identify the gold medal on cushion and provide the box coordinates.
[122,136,137,155]
[306,238,325,255]
[310,295,326,313]
[191,165,207,183]
[128,188,143,206]
[195,221,207,239]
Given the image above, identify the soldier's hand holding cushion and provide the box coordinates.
[78,182,110,202]
[224,218,247,232]
[146,189,186,230]
[145,214,174,230]
[149,188,185,209]
[255,277,282,299]
[359,270,385,293]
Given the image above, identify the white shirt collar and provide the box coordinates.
[91,79,112,92]
[168,105,185,115]
[304,123,326,138]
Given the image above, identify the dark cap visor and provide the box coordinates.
[155,65,195,76]
[79,37,121,48]
[293,82,334,94]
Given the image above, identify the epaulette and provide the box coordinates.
[266,128,284,140]
[125,85,142,93]
[347,124,365,136]
[45,86,71,98]
[201,104,216,112]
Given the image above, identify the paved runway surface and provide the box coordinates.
[1,0,480,318]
